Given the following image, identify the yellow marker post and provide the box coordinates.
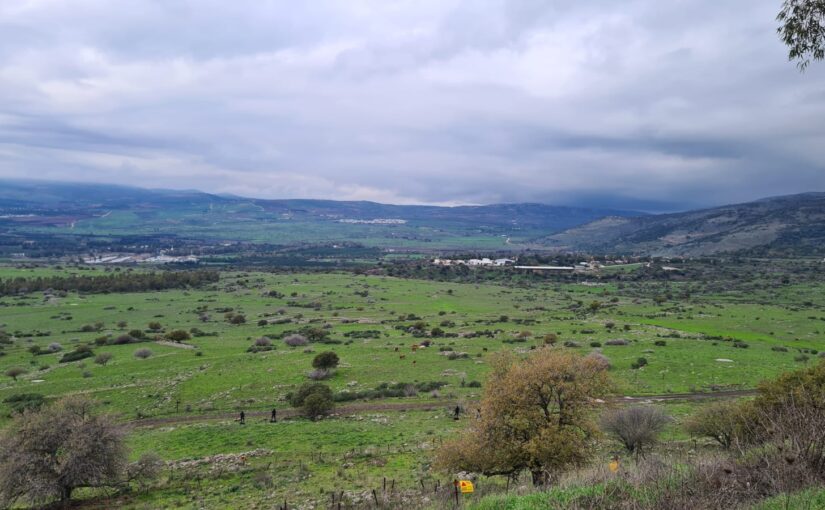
[609,458,620,473]
[459,480,474,494]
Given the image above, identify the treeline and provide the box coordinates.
[0,271,219,296]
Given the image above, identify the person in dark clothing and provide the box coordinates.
[453,406,460,420]
[270,408,277,423]
[239,411,245,425]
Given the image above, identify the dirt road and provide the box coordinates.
[131,388,756,428]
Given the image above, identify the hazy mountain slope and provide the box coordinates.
[541,193,825,255]
[0,180,643,249]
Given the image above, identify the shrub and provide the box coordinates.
[601,406,670,457]
[147,322,162,332]
[590,341,602,348]
[254,336,272,347]
[307,368,332,380]
[585,351,611,370]
[631,357,649,370]
[59,349,94,363]
[289,383,334,420]
[654,340,667,347]
[47,342,62,353]
[165,330,191,342]
[128,329,146,340]
[563,341,581,348]
[684,400,753,449]
[312,351,340,370]
[302,392,334,421]
[543,333,558,345]
[605,339,629,346]
[134,349,152,359]
[230,314,246,325]
[112,334,136,345]
[3,393,45,414]
[94,353,113,366]
[284,334,308,347]
[126,452,163,490]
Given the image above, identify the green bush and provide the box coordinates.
[312,351,340,370]
[3,393,45,414]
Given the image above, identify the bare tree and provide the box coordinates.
[601,406,671,458]
[0,396,126,508]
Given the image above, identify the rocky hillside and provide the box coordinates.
[540,193,825,256]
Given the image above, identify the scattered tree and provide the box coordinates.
[134,348,153,359]
[0,396,126,508]
[4,367,27,382]
[435,348,610,485]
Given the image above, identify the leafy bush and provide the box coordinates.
[3,393,45,414]
[165,330,191,342]
[631,357,648,369]
[60,349,94,364]
[134,348,152,359]
[312,351,340,370]
[288,383,334,420]
[684,400,753,449]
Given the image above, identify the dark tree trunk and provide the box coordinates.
[60,486,73,509]
[530,470,548,486]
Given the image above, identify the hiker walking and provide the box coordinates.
[453,405,460,420]
[239,410,245,425]
[270,408,277,423]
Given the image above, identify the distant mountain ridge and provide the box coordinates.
[0,180,644,250]
[540,192,825,256]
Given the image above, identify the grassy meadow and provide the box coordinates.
[0,264,824,507]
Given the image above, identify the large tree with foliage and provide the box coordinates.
[0,396,127,508]
[778,0,825,69]
[435,348,611,485]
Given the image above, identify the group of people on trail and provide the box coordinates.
[239,406,472,423]
[237,408,278,424]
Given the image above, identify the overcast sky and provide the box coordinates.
[1,0,824,212]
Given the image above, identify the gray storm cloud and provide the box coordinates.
[0,0,823,211]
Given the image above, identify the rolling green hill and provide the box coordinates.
[0,180,642,251]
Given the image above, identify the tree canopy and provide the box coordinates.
[435,348,611,485]
[778,0,825,69]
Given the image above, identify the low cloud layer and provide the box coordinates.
[1,0,823,211]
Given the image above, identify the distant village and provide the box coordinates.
[432,257,604,272]
[82,253,199,265]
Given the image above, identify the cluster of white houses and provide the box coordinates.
[82,253,199,264]
[432,257,604,272]
[432,257,515,267]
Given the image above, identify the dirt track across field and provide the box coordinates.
[130,388,756,428]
